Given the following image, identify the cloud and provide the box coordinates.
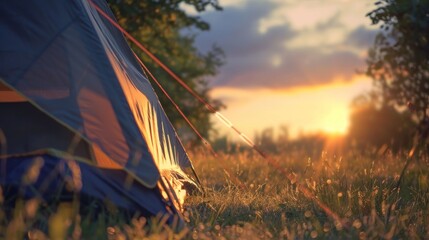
[194,1,289,53]
[216,49,363,88]
[346,26,378,49]
[315,12,343,31]
[219,0,246,8]
[193,0,375,89]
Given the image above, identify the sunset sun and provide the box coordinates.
[319,107,349,135]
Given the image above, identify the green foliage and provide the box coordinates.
[366,0,429,121]
[108,0,224,141]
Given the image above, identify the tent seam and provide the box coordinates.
[9,16,80,85]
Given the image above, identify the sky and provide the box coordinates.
[184,0,379,139]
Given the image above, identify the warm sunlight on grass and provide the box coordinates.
[3,149,428,239]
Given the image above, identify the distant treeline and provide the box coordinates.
[211,98,422,157]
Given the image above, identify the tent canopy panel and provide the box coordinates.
[0,100,92,160]
[0,0,192,188]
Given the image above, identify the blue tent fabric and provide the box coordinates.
[0,101,92,158]
[0,0,192,219]
[0,0,191,188]
[0,153,173,218]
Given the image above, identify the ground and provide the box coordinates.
[1,148,428,239]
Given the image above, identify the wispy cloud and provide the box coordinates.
[345,26,378,49]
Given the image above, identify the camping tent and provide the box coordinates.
[0,0,194,221]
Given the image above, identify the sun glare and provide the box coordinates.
[211,77,371,140]
[319,107,349,135]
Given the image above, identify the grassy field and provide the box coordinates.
[185,149,429,239]
[1,148,429,239]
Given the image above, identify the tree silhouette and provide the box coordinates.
[348,94,416,152]
[366,0,429,123]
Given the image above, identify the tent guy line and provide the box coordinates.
[133,52,210,189]
[133,52,248,190]
[92,0,249,190]
[132,52,217,157]
[88,0,349,229]
[89,0,260,162]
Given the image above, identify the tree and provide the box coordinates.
[348,94,416,152]
[253,128,278,154]
[108,0,224,142]
[366,0,429,123]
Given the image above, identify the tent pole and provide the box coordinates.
[159,178,184,218]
